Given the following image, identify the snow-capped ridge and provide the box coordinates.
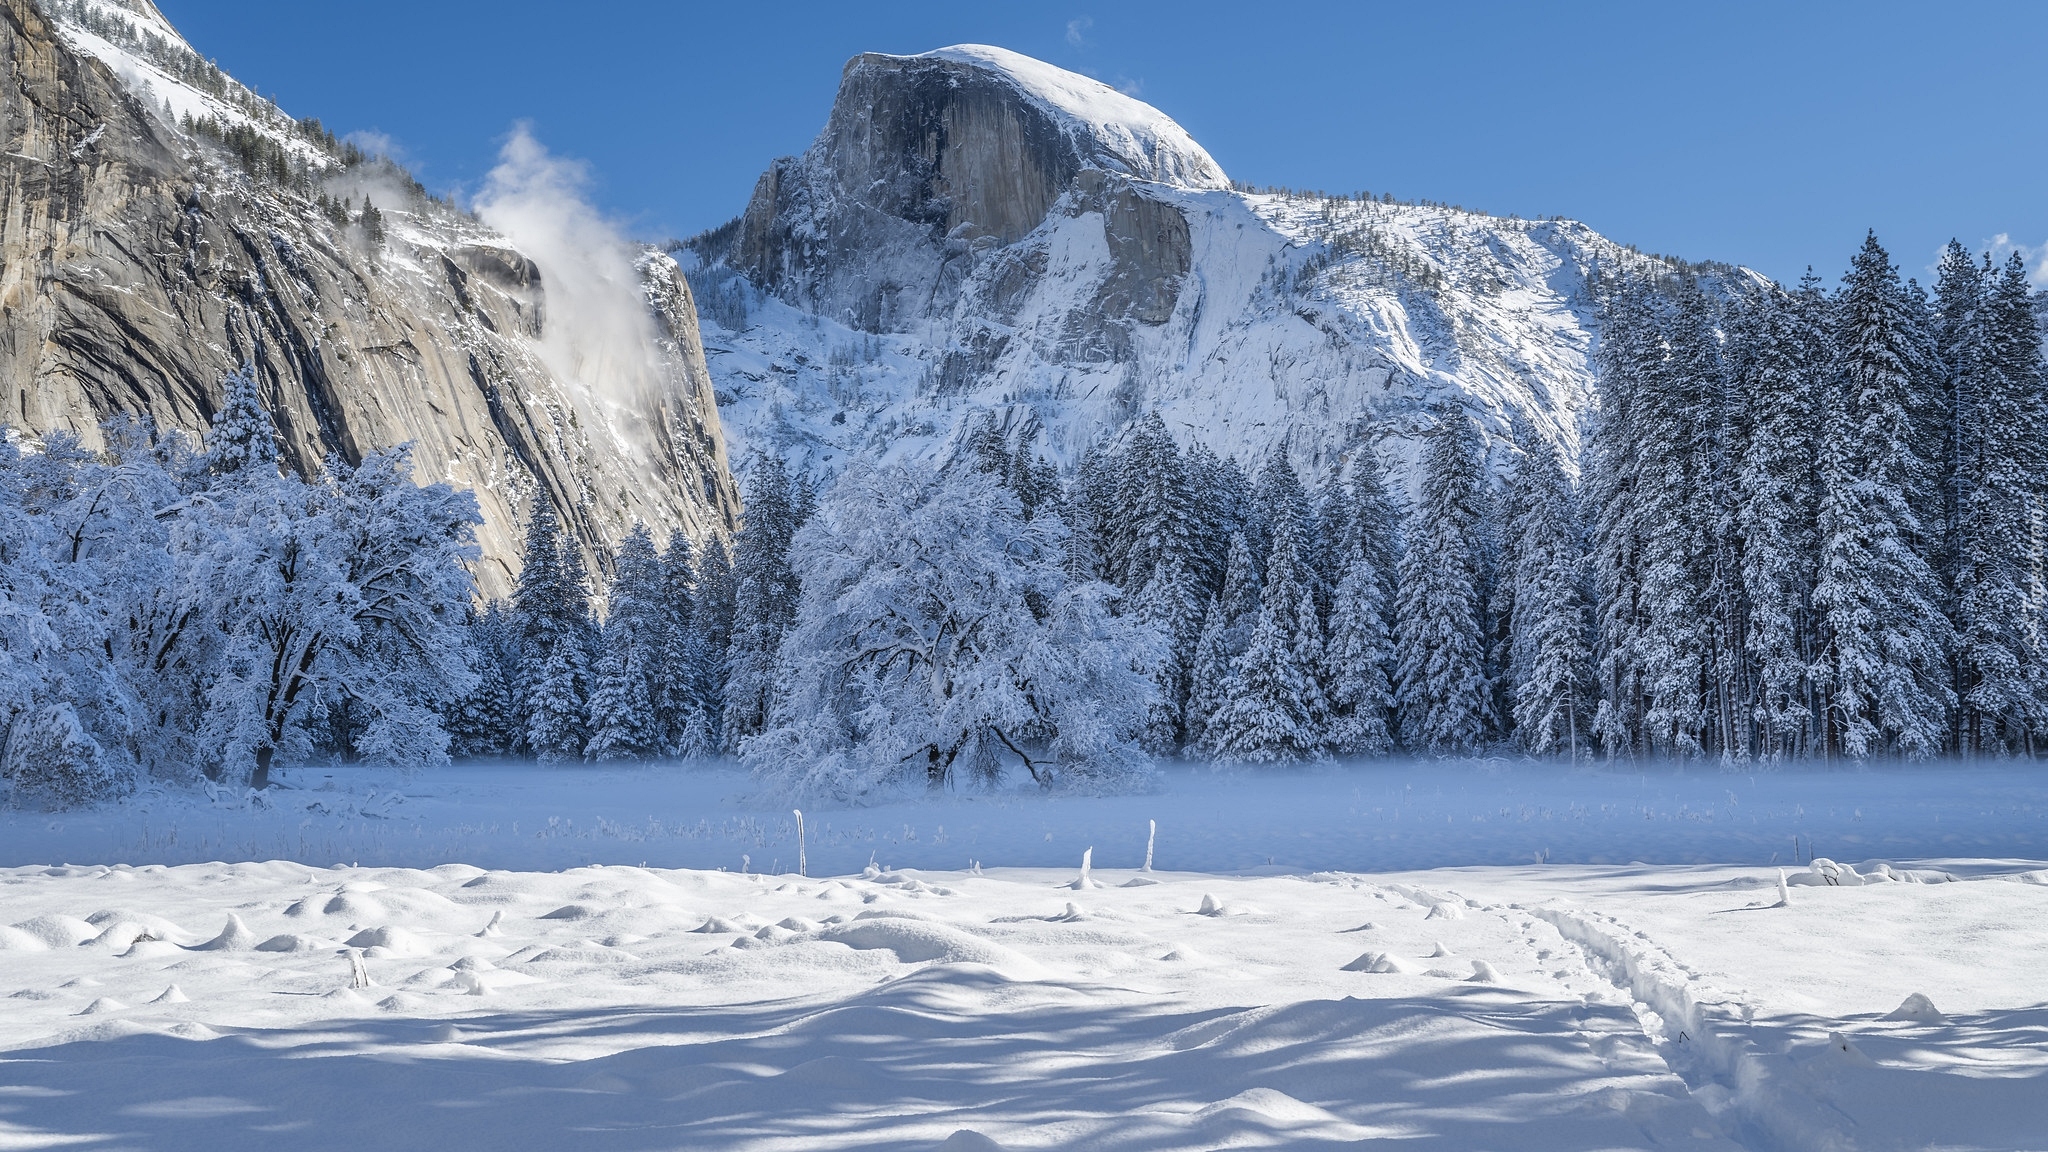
[911,45,1227,190]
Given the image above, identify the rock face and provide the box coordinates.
[693,45,1726,487]
[0,0,738,596]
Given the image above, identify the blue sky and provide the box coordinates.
[158,0,2045,286]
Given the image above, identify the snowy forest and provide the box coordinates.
[3,235,2046,807]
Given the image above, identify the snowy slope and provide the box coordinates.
[42,0,325,165]
[696,46,1738,489]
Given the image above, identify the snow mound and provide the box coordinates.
[190,914,259,952]
[12,914,96,948]
[151,985,189,1005]
[1424,902,1465,920]
[818,919,1043,975]
[934,1129,1008,1152]
[916,46,1227,189]
[0,924,50,951]
[1192,1087,1347,1127]
[76,997,127,1015]
[344,926,429,957]
[255,934,333,953]
[1466,960,1502,983]
[1884,993,1945,1023]
[1342,951,1416,974]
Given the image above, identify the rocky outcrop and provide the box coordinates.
[0,0,739,596]
[733,47,1216,341]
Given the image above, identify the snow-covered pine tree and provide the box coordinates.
[1183,598,1231,752]
[1587,282,1657,756]
[1729,281,1822,757]
[1110,414,1197,594]
[1506,437,1593,758]
[447,602,519,756]
[722,456,804,748]
[1480,441,1520,744]
[654,531,714,754]
[1813,233,1954,758]
[1324,541,1395,756]
[1249,454,1312,589]
[205,363,277,480]
[1135,556,1206,752]
[1394,406,1489,755]
[1188,533,1263,754]
[1183,442,1250,600]
[1952,251,2048,752]
[513,501,592,760]
[1209,526,1328,763]
[1632,285,1724,757]
[585,525,665,760]
[1064,442,1117,584]
[525,635,591,764]
[1347,449,1402,619]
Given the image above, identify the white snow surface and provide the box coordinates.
[918,45,1229,190]
[4,849,2047,1146]
[4,764,2048,1148]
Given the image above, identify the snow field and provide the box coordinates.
[3,855,2046,1150]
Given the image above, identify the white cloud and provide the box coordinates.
[1985,233,2048,289]
[1066,16,1093,49]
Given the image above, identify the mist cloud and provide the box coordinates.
[473,126,666,446]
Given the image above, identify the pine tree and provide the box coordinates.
[1250,454,1312,589]
[1631,285,1727,757]
[654,531,714,754]
[1729,281,1822,757]
[1324,543,1395,756]
[1135,556,1206,752]
[723,457,804,748]
[513,500,592,758]
[1187,534,1262,752]
[1113,414,1196,595]
[1506,438,1593,758]
[526,635,591,763]
[206,363,276,480]
[1394,406,1488,755]
[584,525,665,760]
[1183,443,1250,599]
[1184,598,1231,752]
[1587,283,1657,756]
[447,602,519,756]
[1952,251,2048,752]
[1209,527,1328,763]
[1813,233,1953,758]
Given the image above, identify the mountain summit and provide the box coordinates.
[694,46,1719,484]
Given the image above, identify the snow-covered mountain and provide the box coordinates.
[687,46,1725,485]
[3,0,739,595]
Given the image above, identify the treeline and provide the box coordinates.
[9,236,2041,808]
[1592,236,2048,759]
[0,369,480,806]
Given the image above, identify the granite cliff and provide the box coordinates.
[0,0,739,595]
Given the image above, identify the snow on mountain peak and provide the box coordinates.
[911,45,1228,190]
